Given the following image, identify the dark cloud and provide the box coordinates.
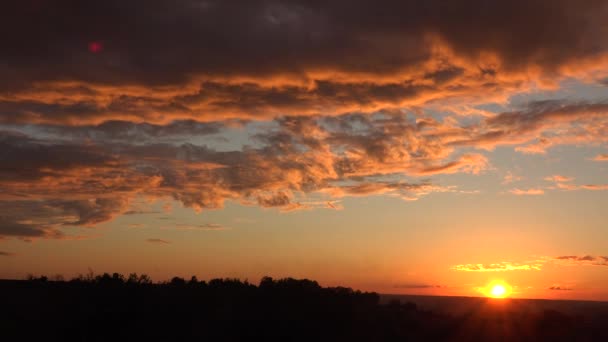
[548,286,573,291]
[0,251,16,257]
[123,210,162,215]
[394,284,442,289]
[557,255,602,261]
[171,223,228,231]
[450,100,608,153]
[2,0,606,88]
[0,199,130,238]
[146,238,170,244]
[554,255,608,267]
[39,120,224,143]
[0,130,116,181]
[1,1,607,124]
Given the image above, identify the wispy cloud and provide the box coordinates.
[451,262,543,272]
[0,251,16,257]
[544,175,574,183]
[452,255,608,272]
[592,154,608,161]
[545,176,608,192]
[165,223,229,231]
[554,255,608,266]
[502,172,522,185]
[394,283,443,289]
[146,238,170,244]
[509,188,545,196]
[548,285,573,291]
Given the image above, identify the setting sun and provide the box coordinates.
[491,284,507,298]
[482,281,512,298]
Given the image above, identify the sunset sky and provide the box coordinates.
[1,0,607,301]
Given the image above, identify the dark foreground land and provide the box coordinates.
[2,275,608,341]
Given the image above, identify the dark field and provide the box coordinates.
[2,276,608,341]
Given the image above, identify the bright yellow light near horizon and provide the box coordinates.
[482,281,512,298]
[490,284,507,298]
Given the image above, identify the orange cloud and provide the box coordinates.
[593,154,608,161]
[451,262,543,272]
[167,223,229,231]
[544,175,574,183]
[1,1,607,126]
[453,255,608,272]
[509,188,545,196]
[502,172,522,185]
[544,175,608,192]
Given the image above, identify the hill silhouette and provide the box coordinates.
[2,273,607,341]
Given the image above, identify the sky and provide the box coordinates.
[1,0,608,301]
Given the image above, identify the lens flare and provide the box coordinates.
[88,41,103,53]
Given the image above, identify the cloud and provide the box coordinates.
[509,188,544,196]
[593,154,608,161]
[394,283,443,289]
[123,210,161,215]
[453,255,608,272]
[1,1,608,125]
[146,238,170,244]
[168,223,229,231]
[1,115,475,238]
[450,100,608,154]
[3,95,608,239]
[544,175,574,183]
[451,262,543,272]
[544,176,608,192]
[4,97,608,239]
[548,286,573,291]
[502,172,522,185]
[580,184,608,191]
[2,1,608,240]
[554,255,608,266]
[0,251,16,257]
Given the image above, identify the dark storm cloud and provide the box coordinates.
[37,120,224,143]
[2,0,606,88]
[0,130,117,181]
[0,1,607,125]
[0,217,59,238]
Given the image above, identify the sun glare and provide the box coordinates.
[491,284,506,297]
[483,281,512,298]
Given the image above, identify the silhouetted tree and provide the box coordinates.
[2,272,607,341]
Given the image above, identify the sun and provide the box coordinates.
[490,284,507,298]
[482,281,512,298]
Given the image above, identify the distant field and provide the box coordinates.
[381,294,608,316]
